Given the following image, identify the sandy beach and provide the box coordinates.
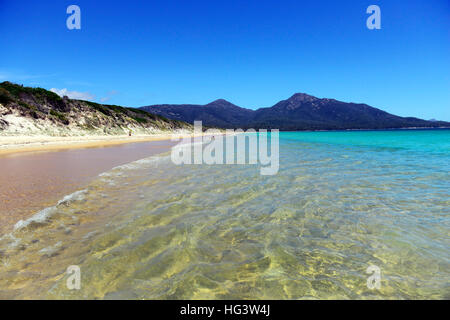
[0,133,212,234]
[0,133,189,155]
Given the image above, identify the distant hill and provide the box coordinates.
[141,93,449,130]
[0,82,192,136]
[142,99,254,129]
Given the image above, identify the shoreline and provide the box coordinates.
[2,128,447,156]
[0,133,193,156]
[0,135,182,234]
[0,132,223,234]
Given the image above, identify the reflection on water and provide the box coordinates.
[0,130,449,299]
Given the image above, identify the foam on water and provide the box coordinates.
[9,153,172,236]
[13,189,88,231]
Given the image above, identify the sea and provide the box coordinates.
[0,129,449,299]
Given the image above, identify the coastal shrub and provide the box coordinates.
[128,107,151,116]
[0,81,192,131]
[126,108,166,122]
[83,101,133,117]
[81,122,96,131]
[82,100,112,116]
[156,114,171,122]
[32,87,62,102]
[0,81,61,102]
[18,101,37,111]
[107,104,127,114]
[0,81,23,97]
[50,109,69,124]
[0,87,14,105]
[132,116,148,124]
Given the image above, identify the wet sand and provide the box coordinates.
[0,139,178,234]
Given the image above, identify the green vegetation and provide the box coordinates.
[130,108,159,120]
[81,100,112,116]
[106,104,127,114]
[0,81,61,102]
[0,87,13,105]
[128,107,150,115]
[131,116,148,124]
[0,81,193,133]
[81,101,170,126]
[80,101,131,117]
[50,110,69,124]
[18,101,38,112]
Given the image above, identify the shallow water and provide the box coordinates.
[0,139,176,234]
[0,130,449,299]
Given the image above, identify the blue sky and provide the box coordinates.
[0,0,449,120]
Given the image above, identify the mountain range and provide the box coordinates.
[141,93,449,130]
[1,82,447,134]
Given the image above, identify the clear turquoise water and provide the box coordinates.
[0,129,449,299]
